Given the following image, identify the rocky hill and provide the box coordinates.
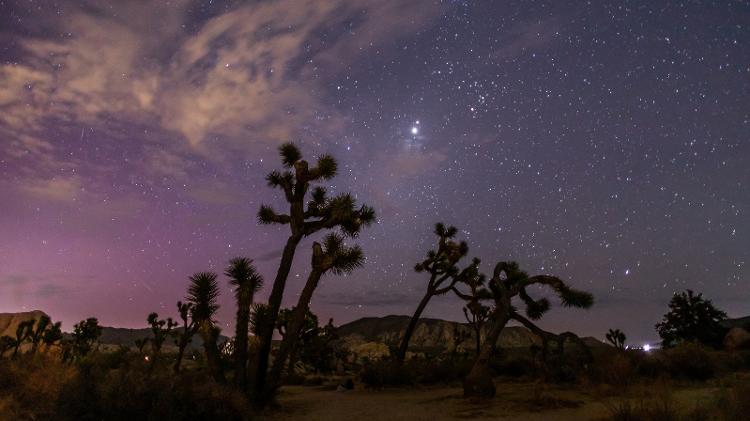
[335,315,604,358]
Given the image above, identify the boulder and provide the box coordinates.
[724,327,750,351]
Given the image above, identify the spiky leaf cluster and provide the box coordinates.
[187,272,221,324]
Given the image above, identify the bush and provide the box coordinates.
[660,343,714,381]
[359,359,414,388]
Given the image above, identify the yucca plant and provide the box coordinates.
[225,257,263,390]
[186,271,225,383]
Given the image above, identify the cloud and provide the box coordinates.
[18,176,84,203]
[0,0,445,160]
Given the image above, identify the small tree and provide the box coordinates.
[396,223,469,362]
[41,320,63,352]
[28,315,51,354]
[655,289,727,348]
[461,261,593,398]
[225,257,263,390]
[186,272,225,383]
[453,260,491,356]
[605,328,626,350]
[147,312,177,369]
[173,300,197,373]
[12,320,34,358]
[72,317,102,359]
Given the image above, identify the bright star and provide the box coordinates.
[411,126,418,135]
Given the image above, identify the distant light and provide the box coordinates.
[144,355,150,361]
[643,344,651,352]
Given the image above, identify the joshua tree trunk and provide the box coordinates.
[235,297,251,390]
[268,268,323,392]
[463,309,510,398]
[474,326,481,357]
[396,290,433,362]
[174,331,192,373]
[201,325,225,383]
[252,235,301,395]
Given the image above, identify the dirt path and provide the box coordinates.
[260,382,611,420]
[258,381,718,420]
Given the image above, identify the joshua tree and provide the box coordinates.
[267,233,366,394]
[396,223,469,362]
[71,317,102,359]
[12,320,34,358]
[655,289,727,348]
[252,142,374,396]
[27,315,51,354]
[605,328,627,350]
[225,257,264,390]
[41,320,62,352]
[461,261,593,398]
[186,271,225,383]
[0,335,15,358]
[147,312,177,368]
[173,300,197,373]
[454,261,491,356]
[135,338,149,355]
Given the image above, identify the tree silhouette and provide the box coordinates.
[267,233,367,395]
[453,260,491,356]
[41,320,62,353]
[146,312,177,370]
[173,300,197,373]
[461,261,593,398]
[12,320,34,358]
[655,289,727,348]
[187,271,225,383]
[252,142,374,397]
[27,315,51,355]
[0,335,15,358]
[605,328,627,350]
[225,257,263,390]
[396,223,469,362]
[71,317,102,359]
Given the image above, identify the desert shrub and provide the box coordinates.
[490,354,540,378]
[0,355,76,420]
[715,380,750,420]
[660,343,714,381]
[359,358,413,388]
[590,352,636,386]
[413,357,472,384]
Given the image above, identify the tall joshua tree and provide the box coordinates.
[173,301,197,373]
[396,223,469,362]
[187,272,225,383]
[225,257,263,390]
[252,142,374,396]
[146,312,177,369]
[267,233,367,394]
[461,261,593,398]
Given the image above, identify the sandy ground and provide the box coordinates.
[258,381,717,421]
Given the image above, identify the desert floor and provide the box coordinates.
[259,380,716,420]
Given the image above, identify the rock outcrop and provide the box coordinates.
[724,327,750,351]
[0,310,49,338]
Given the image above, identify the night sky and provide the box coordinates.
[1,1,748,345]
